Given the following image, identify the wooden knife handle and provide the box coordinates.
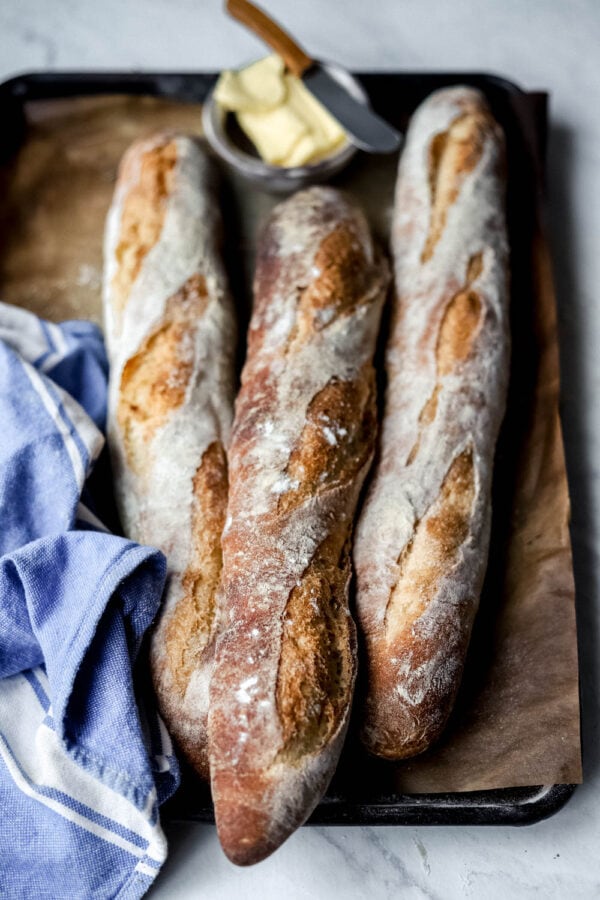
[226,0,314,77]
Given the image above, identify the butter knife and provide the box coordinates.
[225,0,402,154]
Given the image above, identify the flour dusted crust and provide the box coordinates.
[103,132,236,778]
[208,187,390,865]
[353,87,510,759]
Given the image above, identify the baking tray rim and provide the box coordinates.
[168,783,577,827]
[0,68,529,98]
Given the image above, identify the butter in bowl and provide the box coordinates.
[202,55,369,191]
[214,54,348,167]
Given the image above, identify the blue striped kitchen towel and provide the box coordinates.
[0,302,180,899]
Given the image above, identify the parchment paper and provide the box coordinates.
[0,93,582,792]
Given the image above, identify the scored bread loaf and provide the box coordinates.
[208,186,390,865]
[103,132,236,779]
[353,87,510,759]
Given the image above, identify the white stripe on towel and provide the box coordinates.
[0,674,167,862]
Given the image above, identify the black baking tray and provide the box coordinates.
[0,70,578,827]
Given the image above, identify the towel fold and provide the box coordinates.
[0,302,179,900]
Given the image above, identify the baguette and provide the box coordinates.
[103,132,236,779]
[353,87,510,759]
[208,186,390,864]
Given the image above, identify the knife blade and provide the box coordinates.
[225,0,402,154]
[302,64,401,153]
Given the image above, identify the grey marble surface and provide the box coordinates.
[2,0,599,896]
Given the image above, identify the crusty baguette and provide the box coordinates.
[208,186,390,865]
[103,132,236,779]
[353,87,510,760]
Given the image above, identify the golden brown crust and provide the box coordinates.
[364,448,477,759]
[272,368,377,757]
[209,186,389,865]
[354,87,510,762]
[104,133,236,782]
[152,439,228,779]
[386,447,475,634]
[297,223,375,323]
[421,108,492,262]
[111,139,178,320]
[275,532,354,760]
[116,273,208,472]
[406,253,485,467]
[162,440,228,694]
[279,369,377,515]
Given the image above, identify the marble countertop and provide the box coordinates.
[2,1,599,896]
